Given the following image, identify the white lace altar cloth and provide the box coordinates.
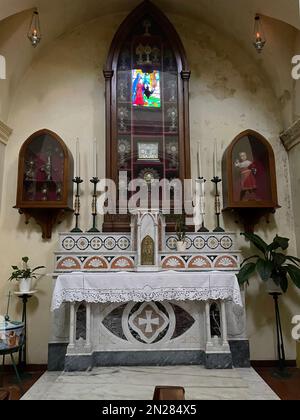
[51,271,242,311]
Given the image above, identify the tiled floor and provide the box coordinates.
[20,366,279,400]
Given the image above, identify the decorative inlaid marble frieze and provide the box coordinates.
[165,233,236,252]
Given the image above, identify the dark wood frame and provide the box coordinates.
[15,129,74,239]
[103,0,191,232]
[222,129,280,232]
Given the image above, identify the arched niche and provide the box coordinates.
[222,129,280,232]
[103,0,191,232]
[15,129,74,239]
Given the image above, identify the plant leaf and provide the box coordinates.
[272,253,286,267]
[237,262,256,285]
[280,275,288,293]
[241,233,268,254]
[22,257,29,263]
[268,235,289,251]
[241,255,260,267]
[256,258,273,281]
[285,256,300,267]
[285,265,300,289]
[31,266,46,273]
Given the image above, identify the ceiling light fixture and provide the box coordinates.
[253,14,266,54]
[28,9,42,48]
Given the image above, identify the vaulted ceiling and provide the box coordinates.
[0,0,299,127]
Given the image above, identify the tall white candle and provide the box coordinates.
[198,142,202,178]
[76,138,80,178]
[214,140,218,177]
[93,140,97,177]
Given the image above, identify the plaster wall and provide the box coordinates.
[0,12,298,363]
[0,142,5,209]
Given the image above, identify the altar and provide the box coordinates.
[48,210,250,372]
[51,270,244,371]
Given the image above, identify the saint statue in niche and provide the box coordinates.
[141,235,155,265]
[234,152,257,201]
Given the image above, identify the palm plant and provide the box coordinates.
[237,233,300,293]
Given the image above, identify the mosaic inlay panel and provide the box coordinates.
[166,234,234,252]
[60,234,131,253]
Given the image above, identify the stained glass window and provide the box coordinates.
[117,18,180,185]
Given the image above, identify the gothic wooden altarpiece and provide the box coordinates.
[103,0,191,232]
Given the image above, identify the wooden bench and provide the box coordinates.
[0,389,10,400]
[153,386,186,400]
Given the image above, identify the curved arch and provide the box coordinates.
[228,129,277,160]
[103,1,191,232]
[105,0,189,73]
[18,128,71,157]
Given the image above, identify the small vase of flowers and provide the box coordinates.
[8,257,45,294]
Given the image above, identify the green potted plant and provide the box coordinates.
[175,215,188,252]
[237,233,300,293]
[8,257,45,293]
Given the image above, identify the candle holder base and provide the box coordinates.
[198,226,210,233]
[87,227,100,233]
[71,227,83,233]
[213,227,225,233]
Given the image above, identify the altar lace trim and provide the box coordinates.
[52,285,242,311]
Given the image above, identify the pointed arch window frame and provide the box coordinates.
[103,1,191,232]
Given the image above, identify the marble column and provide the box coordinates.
[205,301,213,350]
[220,301,229,349]
[68,303,76,352]
[85,303,92,351]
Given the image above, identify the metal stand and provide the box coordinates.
[197,177,209,233]
[211,176,225,233]
[269,292,291,379]
[71,177,83,233]
[17,293,35,370]
[88,177,100,233]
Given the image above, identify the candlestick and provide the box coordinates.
[88,177,100,233]
[71,177,83,233]
[76,139,80,178]
[211,176,225,233]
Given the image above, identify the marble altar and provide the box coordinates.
[49,210,250,372]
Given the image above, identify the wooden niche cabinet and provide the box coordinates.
[103,0,191,232]
[15,129,74,239]
[222,129,280,232]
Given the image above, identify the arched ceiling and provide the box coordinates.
[0,0,299,127]
[0,0,299,40]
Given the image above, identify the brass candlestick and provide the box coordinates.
[88,177,100,233]
[71,177,83,233]
[211,176,225,233]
